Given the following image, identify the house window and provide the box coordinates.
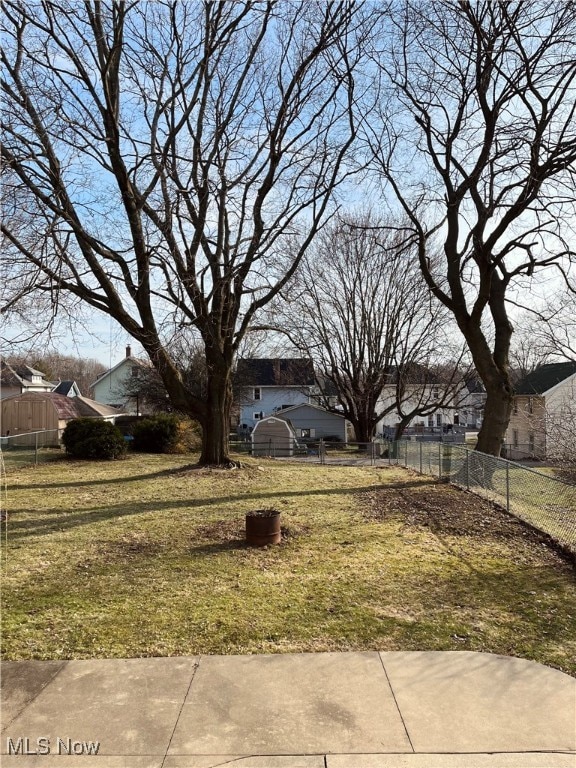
[513,430,518,448]
[454,413,459,425]
[300,428,315,438]
[427,415,434,427]
[432,388,439,399]
[131,367,139,377]
[253,412,263,420]
[254,387,261,401]
[528,397,533,414]
[528,433,535,453]
[436,413,442,427]
[513,401,518,415]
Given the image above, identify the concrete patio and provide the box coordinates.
[1,651,575,768]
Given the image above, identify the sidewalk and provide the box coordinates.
[1,651,575,768]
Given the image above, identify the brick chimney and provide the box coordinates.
[126,345,132,358]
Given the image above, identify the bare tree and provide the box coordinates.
[513,288,576,367]
[264,215,465,442]
[366,1,576,455]
[1,1,364,465]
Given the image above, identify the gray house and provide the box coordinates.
[274,403,348,443]
[236,358,315,434]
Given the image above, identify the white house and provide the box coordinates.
[91,346,152,413]
[505,361,576,460]
[375,383,459,437]
[0,361,55,399]
[236,358,316,434]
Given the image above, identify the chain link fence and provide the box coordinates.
[0,429,64,470]
[237,436,575,555]
[386,440,575,556]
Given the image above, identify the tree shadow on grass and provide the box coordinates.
[5,479,436,540]
[11,465,186,491]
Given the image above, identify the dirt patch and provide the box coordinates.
[358,481,568,553]
[192,518,244,541]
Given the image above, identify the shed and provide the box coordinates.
[251,416,298,457]
[274,403,348,443]
[0,392,123,445]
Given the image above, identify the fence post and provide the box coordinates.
[466,448,470,490]
[438,441,442,479]
[320,438,325,465]
[506,461,510,513]
[35,431,39,465]
[419,441,423,474]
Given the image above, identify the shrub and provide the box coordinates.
[131,414,181,453]
[62,419,127,460]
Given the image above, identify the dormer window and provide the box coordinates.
[32,375,41,383]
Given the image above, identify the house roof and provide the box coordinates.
[252,415,297,436]
[0,360,54,389]
[514,361,576,395]
[463,375,486,394]
[1,391,123,419]
[53,380,81,396]
[74,396,124,418]
[236,358,315,386]
[276,402,346,420]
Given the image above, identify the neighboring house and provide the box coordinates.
[91,346,152,413]
[271,403,348,443]
[505,361,576,460]
[0,361,55,399]
[456,376,486,429]
[236,358,316,434]
[0,392,123,442]
[375,383,459,437]
[52,380,83,398]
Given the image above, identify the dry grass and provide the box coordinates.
[1,452,575,675]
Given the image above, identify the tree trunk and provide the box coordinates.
[393,417,411,442]
[475,380,513,457]
[352,413,374,445]
[198,362,235,466]
[456,280,514,458]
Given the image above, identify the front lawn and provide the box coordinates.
[2,454,575,675]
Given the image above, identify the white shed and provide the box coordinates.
[251,416,298,457]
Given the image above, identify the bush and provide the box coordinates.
[131,414,182,453]
[62,419,127,460]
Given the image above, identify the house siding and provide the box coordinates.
[92,359,143,411]
[505,395,546,459]
[239,386,311,431]
[277,404,347,442]
[506,372,576,460]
